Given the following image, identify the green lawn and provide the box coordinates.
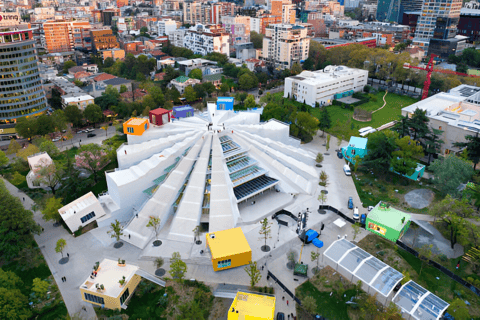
[296,281,356,320]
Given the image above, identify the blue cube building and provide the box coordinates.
[217,97,234,111]
[172,105,194,119]
[341,136,368,165]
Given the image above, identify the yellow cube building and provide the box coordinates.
[79,259,142,310]
[206,227,252,272]
[228,291,276,320]
[123,117,149,136]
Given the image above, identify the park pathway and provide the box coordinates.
[372,91,388,114]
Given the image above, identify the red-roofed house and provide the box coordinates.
[154,72,166,81]
[120,89,148,102]
[149,108,172,126]
[94,73,117,82]
[74,71,92,81]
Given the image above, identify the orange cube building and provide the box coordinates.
[123,118,149,136]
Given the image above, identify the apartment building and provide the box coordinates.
[91,29,120,52]
[271,0,296,24]
[263,24,310,69]
[102,48,125,61]
[158,19,177,37]
[259,15,283,34]
[43,20,92,53]
[283,66,368,107]
[183,24,230,56]
[183,1,236,25]
[222,15,251,46]
[413,0,463,52]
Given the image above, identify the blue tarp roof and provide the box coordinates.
[348,136,368,150]
[173,105,194,112]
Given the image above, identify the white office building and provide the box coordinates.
[183,24,230,56]
[157,19,177,38]
[283,66,369,107]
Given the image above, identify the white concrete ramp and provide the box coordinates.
[209,135,237,232]
[121,134,206,249]
[167,134,212,242]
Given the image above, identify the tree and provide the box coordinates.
[424,128,444,165]
[326,134,331,151]
[0,268,23,290]
[302,296,317,314]
[183,86,197,103]
[392,115,410,139]
[291,62,303,75]
[319,170,328,187]
[63,60,76,74]
[15,116,37,140]
[140,26,148,35]
[244,94,256,109]
[189,68,203,80]
[169,252,187,280]
[318,192,327,205]
[75,144,111,182]
[142,106,151,117]
[353,155,362,172]
[41,197,63,223]
[250,31,264,49]
[0,287,31,320]
[352,222,361,240]
[107,219,124,243]
[447,298,470,320]
[244,261,261,288]
[296,112,318,138]
[220,83,230,95]
[34,159,63,194]
[364,130,398,173]
[6,139,21,155]
[238,73,258,90]
[258,218,272,250]
[429,155,474,197]
[84,104,103,128]
[32,278,50,298]
[55,238,66,258]
[391,136,424,177]
[51,109,67,132]
[435,195,473,248]
[120,85,128,93]
[310,249,321,274]
[64,105,83,128]
[146,216,161,241]
[0,150,8,167]
[203,82,216,96]
[318,107,332,137]
[39,140,60,158]
[17,144,40,161]
[417,244,433,276]
[454,132,480,170]
[11,172,25,186]
[155,257,164,270]
[409,108,430,140]
[316,153,324,163]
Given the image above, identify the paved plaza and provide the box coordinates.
[3,131,372,319]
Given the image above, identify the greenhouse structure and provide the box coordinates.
[392,280,449,320]
[323,238,403,303]
[323,239,450,319]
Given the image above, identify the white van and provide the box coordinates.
[353,207,359,220]
[343,164,351,176]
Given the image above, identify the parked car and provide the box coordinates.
[368,206,374,211]
[276,312,285,320]
[77,130,84,133]
[348,197,353,209]
[52,137,61,142]
[343,164,351,176]
[360,214,367,224]
[337,151,343,159]
[87,133,96,138]
[353,207,359,220]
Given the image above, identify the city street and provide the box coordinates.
[55,125,119,151]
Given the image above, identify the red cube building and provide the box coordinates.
[149,108,172,126]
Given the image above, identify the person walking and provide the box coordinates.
[282,296,285,301]
[286,300,289,306]
[23,197,25,202]
[67,253,69,258]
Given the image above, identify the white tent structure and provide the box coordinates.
[323,239,450,320]
[392,281,449,320]
[323,238,404,303]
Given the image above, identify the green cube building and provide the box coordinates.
[366,202,411,242]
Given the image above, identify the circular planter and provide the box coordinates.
[196,240,202,245]
[153,240,162,247]
[318,209,327,214]
[155,268,166,277]
[114,242,124,249]
[286,261,295,270]
[311,267,321,275]
[324,153,330,156]
[59,257,69,265]
[321,190,328,194]
[315,164,322,168]
[261,245,271,252]
[53,222,61,228]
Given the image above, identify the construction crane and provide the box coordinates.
[403,54,480,100]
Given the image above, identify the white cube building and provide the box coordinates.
[58,192,107,233]
[283,66,368,107]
